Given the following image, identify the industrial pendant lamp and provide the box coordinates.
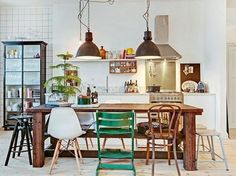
[135,0,161,59]
[76,0,100,59]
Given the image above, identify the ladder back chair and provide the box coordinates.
[96,111,136,176]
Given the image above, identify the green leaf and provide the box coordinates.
[50,63,78,70]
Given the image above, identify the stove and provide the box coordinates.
[149,92,183,103]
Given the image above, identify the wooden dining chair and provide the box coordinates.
[145,104,182,176]
[96,111,136,176]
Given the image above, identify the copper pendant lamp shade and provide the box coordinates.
[135,0,161,59]
[76,0,100,59]
[136,31,161,59]
[76,31,100,58]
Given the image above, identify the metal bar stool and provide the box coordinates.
[5,114,33,166]
[196,129,229,171]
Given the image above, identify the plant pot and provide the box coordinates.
[78,96,91,105]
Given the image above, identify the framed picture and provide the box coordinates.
[180,63,200,91]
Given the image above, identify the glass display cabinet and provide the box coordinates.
[2,41,47,129]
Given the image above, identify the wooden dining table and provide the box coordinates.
[27,103,203,171]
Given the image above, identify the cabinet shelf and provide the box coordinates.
[24,57,40,59]
[5,58,22,60]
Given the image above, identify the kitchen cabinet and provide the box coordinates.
[2,41,47,129]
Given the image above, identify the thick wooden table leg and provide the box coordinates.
[183,112,196,171]
[32,112,45,167]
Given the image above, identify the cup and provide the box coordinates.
[7,90,12,98]
[126,48,134,55]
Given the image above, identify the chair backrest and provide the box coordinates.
[147,104,182,139]
[96,111,135,132]
[96,111,135,153]
[48,107,85,140]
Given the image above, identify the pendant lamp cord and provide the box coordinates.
[77,0,114,33]
[78,0,89,31]
[143,0,150,31]
[88,0,90,31]
[79,0,82,40]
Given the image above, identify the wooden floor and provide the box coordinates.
[229,128,236,139]
[0,128,236,176]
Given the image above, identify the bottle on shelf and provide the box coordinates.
[134,80,139,93]
[100,46,106,59]
[124,81,128,93]
[92,86,98,104]
[86,86,91,97]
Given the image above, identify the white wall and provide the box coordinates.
[0,7,53,127]
[53,0,207,89]
[204,0,227,136]
[52,0,227,135]
[0,0,227,135]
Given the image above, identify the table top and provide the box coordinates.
[26,103,203,115]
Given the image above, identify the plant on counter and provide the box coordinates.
[44,52,81,101]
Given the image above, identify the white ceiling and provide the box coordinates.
[0,0,77,6]
[1,0,236,8]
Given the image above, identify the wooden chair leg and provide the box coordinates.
[168,146,171,165]
[89,138,94,148]
[55,141,61,164]
[73,140,80,172]
[151,136,155,176]
[85,138,89,150]
[146,139,150,165]
[75,138,83,163]
[121,138,125,149]
[200,136,205,151]
[102,138,107,149]
[173,141,181,176]
[49,140,61,174]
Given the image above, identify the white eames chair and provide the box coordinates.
[48,107,85,174]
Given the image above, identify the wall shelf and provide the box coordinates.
[66,58,138,62]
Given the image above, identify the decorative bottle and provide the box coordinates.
[100,46,106,59]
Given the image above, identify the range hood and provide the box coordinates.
[155,15,182,59]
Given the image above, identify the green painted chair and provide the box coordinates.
[96,111,136,176]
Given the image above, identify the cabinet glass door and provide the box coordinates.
[23,45,41,111]
[5,45,23,123]
[5,45,22,59]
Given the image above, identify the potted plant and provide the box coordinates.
[44,52,81,103]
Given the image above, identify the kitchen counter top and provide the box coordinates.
[98,92,149,96]
[183,92,215,96]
